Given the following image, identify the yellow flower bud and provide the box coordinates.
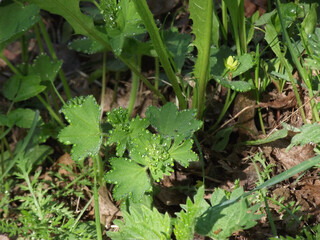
[224,56,239,72]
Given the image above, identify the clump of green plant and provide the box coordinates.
[56,95,265,239]
[57,95,202,200]
[0,156,96,239]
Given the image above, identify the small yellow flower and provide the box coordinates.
[224,56,239,72]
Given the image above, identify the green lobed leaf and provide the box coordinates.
[107,108,149,156]
[107,204,172,240]
[3,75,46,102]
[174,186,209,240]
[0,3,40,49]
[287,123,320,150]
[29,53,62,83]
[130,131,174,181]
[169,137,198,167]
[105,157,152,202]
[146,102,202,139]
[58,95,102,161]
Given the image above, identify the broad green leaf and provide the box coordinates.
[246,11,259,45]
[174,186,209,240]
[58,95,102,161]
[105,157,151,202]
[301,3,318,35]
[146,102,202,139]
[28,0,110,50]
[213,76,253,92]
[0,113,10,127]
[0,3,40,49]
[189,0,213,110]
[287,123,320,150]
[189,0,213,75]
[232,54,255,78]
[68,37,105,54]
[107,204,172,240]
[164,29,192,72]
[3,75,46,102]
[308,28,320,57]
[280,2,304,28]
[0,108,43,128]
[29,53,62,83]
[265,22,282,58]
[211,8,220,47]
[195,187,262,239]
[210,45,233,77]
[255,10,276,26]
[169,138,198,167]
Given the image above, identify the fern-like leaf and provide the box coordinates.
[107,204,172,240]
[174,186,209,240]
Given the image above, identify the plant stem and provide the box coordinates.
[127,56,141,118]
[112,71,120,106]
[195,0,213,119]
[0,51,21,76]
[100,52,107,119]
[155,57,159,91]
[34,24,44,53]
[264,197,277,236]
[37,95,64,126]
[238,0,247,53]
[209,89,236,132]
[221,0,228,43]
[0,111,39,183]
[21,35,29,74]
[132,0,186,109]
[120,56,167,104]
[254,45,265,134]
[193,136,205,184]
[38,19,72,99]
[24,171,43,219]
[93,155,103,240]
